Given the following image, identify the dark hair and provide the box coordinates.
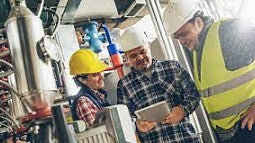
[76,74,88,79]
[187,10,212,24]
[73,74,88,87]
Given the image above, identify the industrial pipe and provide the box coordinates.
[101,24,124,78]
[4,1,58,118]
[83,21,104,53]
[51,105,76,143]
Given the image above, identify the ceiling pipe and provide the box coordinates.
[36,0,45,17]
[61,0,82,24]
[146,0,177,60]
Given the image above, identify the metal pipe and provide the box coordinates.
[57,61,73,98]
[0,79,31,116]
[0,122,13,132]
[43,7,61,38]
[101,24,112,44]
[146,0,178,60]
[36,0,44,17]
[51,105,76,143]
[196,102,217,143]
[0,80,18,96]
[0,59,13,69]
[0,70,13,78]
[0,115,13,125]
[101,24,124,78]
[5,3,58,113]
[83,21,103,53]
[0,107,19,128]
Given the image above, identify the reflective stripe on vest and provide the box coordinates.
[209,96,255,119]
[201,68,255,97]
[193,20,255,129]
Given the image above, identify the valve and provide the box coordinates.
[83,21,105,53]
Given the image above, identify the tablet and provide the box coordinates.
[134,101,170,123]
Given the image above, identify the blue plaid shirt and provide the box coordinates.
[117,59,201,143]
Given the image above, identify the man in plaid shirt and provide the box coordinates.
[117,27,201,143]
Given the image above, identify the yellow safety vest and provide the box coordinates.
[193,20,255,129]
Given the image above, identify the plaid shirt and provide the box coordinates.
[75,86,109,127]
[76,96,99,126]
[117,59,201,143]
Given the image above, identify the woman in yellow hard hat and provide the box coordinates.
[69,49,110,127]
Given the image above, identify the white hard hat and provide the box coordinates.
[120,27,149,52]
[163,0,199,34]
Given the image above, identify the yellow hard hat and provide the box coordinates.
[69,49,108,75]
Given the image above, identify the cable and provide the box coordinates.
[0,70,13,79]
[0,122,13,132]
[36,0,45,17]
[0,59,13,70]
[43,7,61,38]
[0,115,13,125]
[0,80,31,113]
[0,108,19,128]
[0,80,18,96]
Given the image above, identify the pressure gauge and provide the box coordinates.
[39,35,61,61]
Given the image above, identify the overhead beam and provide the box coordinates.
[61,0,81,24]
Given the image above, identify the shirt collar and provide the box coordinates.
[79,84,107,98]
[196,19,214,54]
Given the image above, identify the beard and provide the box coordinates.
[135,59,152,71]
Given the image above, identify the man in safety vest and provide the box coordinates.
[163,0,255,143]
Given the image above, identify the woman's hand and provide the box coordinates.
[136,119,157,132]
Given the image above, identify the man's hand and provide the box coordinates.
[241,103,255,131]
[136,119,156,132]
[163,106,185,124]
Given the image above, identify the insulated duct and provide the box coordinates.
[4,1,58,117]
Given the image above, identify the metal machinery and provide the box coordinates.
[2,0,67,142]
[0,0,136,142]
[0,0,251,142]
